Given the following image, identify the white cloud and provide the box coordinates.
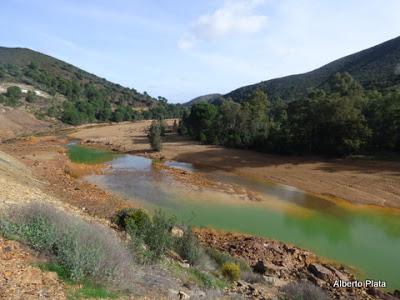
[178,33,197,51]
[178,0,268,50]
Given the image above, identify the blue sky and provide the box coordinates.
[1,0,400,103]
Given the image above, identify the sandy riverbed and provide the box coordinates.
[70,120,400,209]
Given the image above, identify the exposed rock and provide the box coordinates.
[171,226,184,238]
[178,290,190,299]
[195,228,390,300]
[0,237,66,300]
[307,263,333,281]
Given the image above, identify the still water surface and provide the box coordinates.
[68,144,400,289]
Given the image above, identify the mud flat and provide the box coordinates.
[71,121,400,209]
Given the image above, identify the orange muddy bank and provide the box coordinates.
[70,121,400,209]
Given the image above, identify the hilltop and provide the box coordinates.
[218,36,400,103]
[184,93,222,106]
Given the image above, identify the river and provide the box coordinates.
[68,144,400,290]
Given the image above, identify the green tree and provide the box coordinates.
[6,86,22,98]
[148,120,163,151]
[26,90,36,103]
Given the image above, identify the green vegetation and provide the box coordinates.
[38,263,118,299]
[226,35,400,102]
[112,207,151,232]
[148,120,163,151]
[181,73,400,156]
[0,85,23,106]
[113,208,176,263]
[68,282,119,300]
[0,47,188,124]
[0,203,136,292]
[6,85,22,98]
[174,227,203,265]
[205,247,251,273]
[26,90,36,102]
[221,262,240,282]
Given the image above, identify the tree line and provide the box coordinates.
[180,73,400,156]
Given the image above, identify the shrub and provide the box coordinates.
[6,86,22,98]
[221,263,240,282]
[112,208,151,235]
[206,247,251,272]
[143,210,176,260]
[26,90,36,103]
[0,203,136,291]
[174,227,202,265]
[148,120,162,151]
[114,208,176,263]
[281,281,330,300]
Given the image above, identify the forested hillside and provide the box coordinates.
[226,36,400,102]
[180,73,400,156]
[0,47,186,124]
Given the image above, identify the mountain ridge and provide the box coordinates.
[226,35,400,102]
[187,36,400,105]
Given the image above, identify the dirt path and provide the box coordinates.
[71,121,400,209]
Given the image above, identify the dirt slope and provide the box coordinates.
[0,105,51,141]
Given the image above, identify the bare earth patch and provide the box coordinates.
[0,237,66,300]
[0,104,53,141]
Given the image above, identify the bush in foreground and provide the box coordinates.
[206,247,251,273]
[113,208,176,263]
[0,203,136,291]
[221,262,240,282]
[112,207,151,234]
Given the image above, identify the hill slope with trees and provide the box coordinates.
[0,47,186,125]
[225,36,400,102]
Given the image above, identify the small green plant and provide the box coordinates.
[38,262,118,299]
[221,262,240,282]
[206,247,251,272]
[37,262,72,284]
[69,282,119,299]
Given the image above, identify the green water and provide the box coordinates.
[68,144,400,290]
[67,143,119,164]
